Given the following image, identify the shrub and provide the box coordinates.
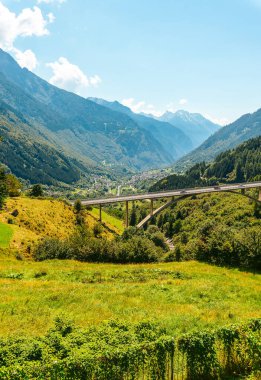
[30,184,43,197]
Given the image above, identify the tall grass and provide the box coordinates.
[0,223,13,248]
[0,257,260,337]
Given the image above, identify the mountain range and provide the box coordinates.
[173,107,261,171]
[158,110,220,148]
[0,49,260,185]
[0,49,174,182]
[88,98,195,159]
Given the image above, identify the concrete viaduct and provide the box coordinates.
[78,181,261,228]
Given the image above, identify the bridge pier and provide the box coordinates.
[259,188,261,202]
[125,201,129,228]
[241,188,246,195]
[150,199,154,216]
[99,204,102,222]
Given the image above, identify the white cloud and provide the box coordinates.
[47,12,55,23]
[12,48,38,70]
[179,98,188,105]
[0,1,52,70]
[0,3,49,49]
[47,57,102,95]
[89,74,102,87]
[121,98,162,117]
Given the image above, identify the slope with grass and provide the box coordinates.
[0,256,260,337]
[0,223,13,248]
[0,197,124,252]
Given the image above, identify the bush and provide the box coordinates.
[34,231,164,264]
[30,184,43,197]
[74,199,82,213]
[0,318,259,379]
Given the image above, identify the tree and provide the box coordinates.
[74,199,82,213]
[30,184,43,197]
[93,222,103,238]
[235,162,244,182]
[0,168,7,209]
[6,174,22,197]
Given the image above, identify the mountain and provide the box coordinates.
[173,108,261,172]
[0,49,174,183]
[158,110,220,148]
[0,101,84,184]
[150,136,261,192]
[89,98,193,159]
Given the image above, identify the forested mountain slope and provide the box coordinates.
[173,108,261,171]
[0,49,174,178]
[151,136,261,191]
[0,101,85,184]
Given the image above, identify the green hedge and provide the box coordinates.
[0,318,260,379]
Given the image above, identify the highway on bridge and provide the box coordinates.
[79,181,261,206]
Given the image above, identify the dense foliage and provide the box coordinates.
[147,192,261,271]
[34,227,166,264]
[0,168,22,208]
[0,317,259,379]
[151,136,261,191]
[0,101,82,185]
[0,168,7,209]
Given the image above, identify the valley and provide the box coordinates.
[0,39,260,380]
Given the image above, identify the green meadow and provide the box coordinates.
[0,254,260,337]
[0,223,13,248]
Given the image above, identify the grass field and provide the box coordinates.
[90,207,124,234]
[0,223,13,248]
[0,254,260,337]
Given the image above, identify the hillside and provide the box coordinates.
[158,110,220,148]
[145,191,261,269]
[0,197,123,252]
[151,136,261,191]
[0,101,86,185]
[89,98,193,159]
[173,108,261,171]
[0,49,173,176]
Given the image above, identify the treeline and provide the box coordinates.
[0,317,260,379]
[34,225,168,264]
[151,136,261,192]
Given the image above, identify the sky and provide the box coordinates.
[0,0,261,125]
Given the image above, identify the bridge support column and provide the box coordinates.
[150,199,154,216]
[241,188,246,195]
[125,201,129,228]
[99,204,102,222]
[259,188,261,202]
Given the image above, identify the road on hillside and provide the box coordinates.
[75,181,261,206]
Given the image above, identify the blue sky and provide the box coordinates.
[1,0,261,124]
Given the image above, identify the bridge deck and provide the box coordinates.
[78,181,261,206]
